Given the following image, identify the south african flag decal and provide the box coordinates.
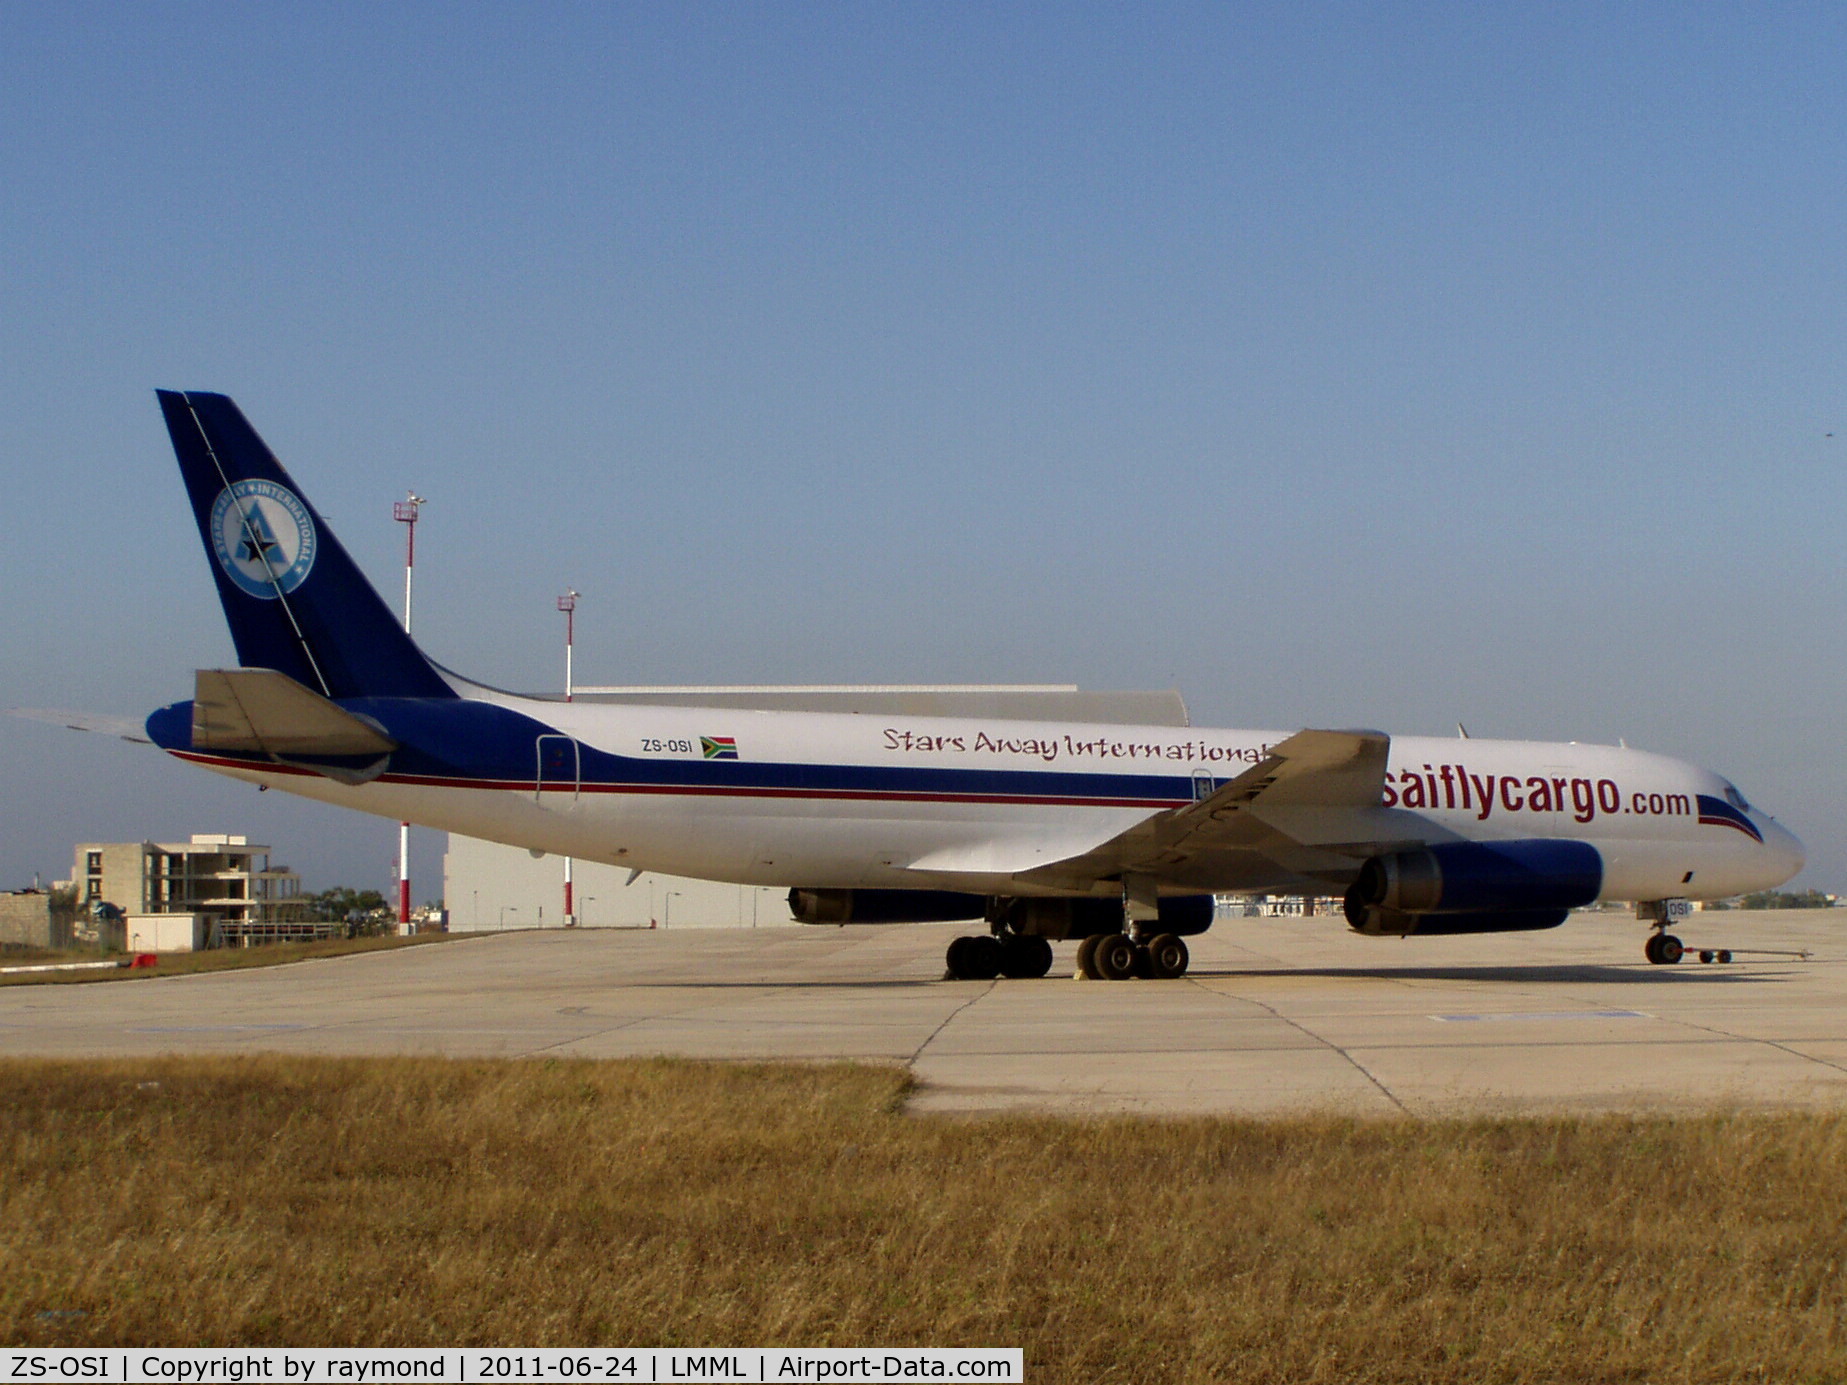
[702,736,738,760]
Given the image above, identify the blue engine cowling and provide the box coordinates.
[1345,839,1601,937]
[1345,905,1570,937]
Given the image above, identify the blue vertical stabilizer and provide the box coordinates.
[157,390,457,700]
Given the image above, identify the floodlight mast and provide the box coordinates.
[393,493,425,927]
[559,589,579,924]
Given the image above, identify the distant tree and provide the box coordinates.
[1737,889,1835,910]
[303,887,392,933]
[48,885,77,927]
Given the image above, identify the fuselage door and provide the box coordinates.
[536,734,581,802]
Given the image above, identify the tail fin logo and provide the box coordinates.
[209,480,318,600]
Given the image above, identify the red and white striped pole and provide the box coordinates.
[558,589,578,924]
[394,493,425,928]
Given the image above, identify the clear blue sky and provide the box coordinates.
[2,2,1841,896]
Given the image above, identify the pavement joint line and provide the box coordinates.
[905,1034,1818,1059]
[523,986,816,1056]
[1182,974,1412,1117]
[1421,962,1847,1080]
[907,980,998,1066]
[1641,1014,1847,1080]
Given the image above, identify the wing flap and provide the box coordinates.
[1017,728,1396,889]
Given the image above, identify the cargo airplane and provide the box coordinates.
[135,391,1803,979]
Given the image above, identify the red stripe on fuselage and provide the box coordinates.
[1699,813,1763,841]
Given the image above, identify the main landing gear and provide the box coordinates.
[1075,931,1190,981]
[944,932,1054,981]
[940,930,1192,981]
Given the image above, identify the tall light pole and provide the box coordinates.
[558,589,578,925]
[558,590,578,700]
[393,492,425,928]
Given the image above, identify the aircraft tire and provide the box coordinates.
[963,934,1002,980]
[1093,933,1139,981]
[999,935,1054,979]
[1644,933,1686,965]
[1146,933,1190,980]
[1076,933,1107,979]
[945,936,973,979]
[947,935,1001,980]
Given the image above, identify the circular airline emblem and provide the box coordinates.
[210,479,317,600]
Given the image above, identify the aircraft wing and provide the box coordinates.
[1015,728,1409,892]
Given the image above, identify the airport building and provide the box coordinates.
[71,834,314,946]
[444,833,792,932]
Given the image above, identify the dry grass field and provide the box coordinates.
[0,932,456,986]
[3,1055,1844,1383]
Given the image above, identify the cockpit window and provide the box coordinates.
[1724,783,1752,813]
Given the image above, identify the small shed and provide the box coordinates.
[126,913,208,952]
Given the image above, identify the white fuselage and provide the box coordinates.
[168,687,1805,904]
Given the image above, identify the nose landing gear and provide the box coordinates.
[1643,932,1684,965]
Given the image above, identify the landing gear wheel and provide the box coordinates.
[946,935,1003,980]
[1145,933,1190,980]
[1076,933,1108,979]
[1131,945,1153,980]
[965,934,1002,979]
[999,934,1055,979]
[1092,933,1138,981]
[1718,949,1733,964]
[1699,950,1714,964]
[1644,933,1685,965]
[945,936,972,979]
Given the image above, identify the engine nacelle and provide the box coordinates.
[787,889,988,925]
[1351,839,1602,916]
[1344,904,1570,937]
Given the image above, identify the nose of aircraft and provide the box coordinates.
[1762,817,1806,887]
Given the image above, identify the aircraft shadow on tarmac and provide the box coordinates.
[1193,964,1793,986]
[603,965,1792,990]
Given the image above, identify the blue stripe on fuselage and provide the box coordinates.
[147,696,1195,806]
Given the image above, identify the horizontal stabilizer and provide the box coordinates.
[9,708,150,743]
[192,669,396,756]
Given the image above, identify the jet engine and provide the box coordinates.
[1344,905,1570,937]
[1343,839,1600,937]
